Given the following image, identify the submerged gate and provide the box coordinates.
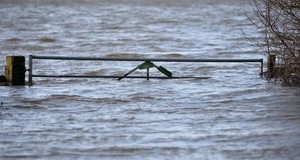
[28,55,264,85]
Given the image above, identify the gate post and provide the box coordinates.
[28,55,33,85]
[267,53,276,78]
[5,56,26,86]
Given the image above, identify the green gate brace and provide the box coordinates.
[118,61,173,81]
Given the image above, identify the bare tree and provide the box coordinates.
[249,0,300,86]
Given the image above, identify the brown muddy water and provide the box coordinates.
[0,0,300,159]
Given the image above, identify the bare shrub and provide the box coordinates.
[249,0,300,86]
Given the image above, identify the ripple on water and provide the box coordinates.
[37,37,56,43]
[4,37,23,42]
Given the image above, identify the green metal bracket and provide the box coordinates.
[118,61,172,80]
[157,66,172,77]
[137,61,172,77]
[138,61,155,70]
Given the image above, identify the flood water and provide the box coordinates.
[0,0,300,159]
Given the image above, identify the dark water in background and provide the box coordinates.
[0,0,300,159]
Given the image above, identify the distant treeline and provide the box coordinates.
[249,0,300,86]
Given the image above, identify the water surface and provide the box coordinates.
[0,0,300,159]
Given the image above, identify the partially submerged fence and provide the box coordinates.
[28,55,264,85]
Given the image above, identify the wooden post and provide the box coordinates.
[267,53,276,78]
[5,56,26,86]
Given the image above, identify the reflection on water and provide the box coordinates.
[0,0,300,159]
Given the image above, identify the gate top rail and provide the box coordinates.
[30,55,263,63]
